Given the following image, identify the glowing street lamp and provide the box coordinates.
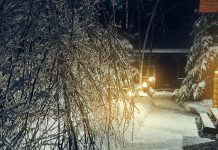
[148,76,155,88]
[128,91,134,97]
[149,76,155,82]
[136,85,142,90]
[142,82,148,88]
[141,82,148,93]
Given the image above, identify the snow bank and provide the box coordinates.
[183,99,213,114]
[134,95,153,126]
[152,91,173,100]
[124,94,154,143]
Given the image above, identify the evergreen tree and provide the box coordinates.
[175,14,218,103]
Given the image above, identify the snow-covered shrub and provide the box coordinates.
[175,15,218,103]
[0,0,136,149]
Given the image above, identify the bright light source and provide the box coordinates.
[215,70,218,74]
[149,77,155,82]
[142,82,148,88]
[128,91,134,97]
[137,85,142,89]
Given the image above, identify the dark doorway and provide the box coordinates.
[155,56,178,89]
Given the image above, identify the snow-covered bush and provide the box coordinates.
[175,15,218,103]
[0,0,136,149]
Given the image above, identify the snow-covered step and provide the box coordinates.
[199,113,216,133]
[182,116,199,137]
[209,108,218,126]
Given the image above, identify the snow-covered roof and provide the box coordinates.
[134,48,190,54]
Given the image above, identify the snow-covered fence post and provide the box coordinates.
[213,69,218,107]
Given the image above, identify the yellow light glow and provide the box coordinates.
[136,85,142,89]
[149,77,155,82]
[128,91,134,97]
[215,70,218,74]
[142,82,148,88]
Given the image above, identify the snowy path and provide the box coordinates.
[125,92,212,150]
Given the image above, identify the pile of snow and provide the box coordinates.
[134,94,153,125]
[152,91,173,100]
[124,93,154,143]
[183,99,213,113]
[148,87,156,97]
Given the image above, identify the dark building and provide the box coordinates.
[111,0,199,89]
[134,48,189,89]
[131,0,199,89]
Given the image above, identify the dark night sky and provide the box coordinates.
[164,0,198,29]
[114,0,199,49]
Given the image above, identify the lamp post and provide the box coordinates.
[213,69,218,108]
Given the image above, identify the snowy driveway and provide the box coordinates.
[125,92,213,150]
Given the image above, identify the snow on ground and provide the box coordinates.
[183,99,213,114]
[123,92,214,150]
[124,94,154,143]
[32,91,216,150]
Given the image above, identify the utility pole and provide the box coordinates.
[139,0,160,84]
